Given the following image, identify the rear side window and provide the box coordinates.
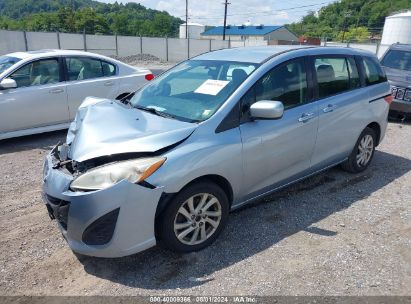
[314,57,359,98]
[347,57,360,89]
[66,57,113,81]
[102,61,116,77]
[361,56,387,86]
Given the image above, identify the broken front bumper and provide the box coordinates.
[42,153,163,258]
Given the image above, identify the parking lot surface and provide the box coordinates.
[0,122,410,296]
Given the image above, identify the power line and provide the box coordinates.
[192,7,328,20]
[190,0,337,20]
[228,0,337,17]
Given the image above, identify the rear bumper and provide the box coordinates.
[42,153,163,258]
[390,99,411,114]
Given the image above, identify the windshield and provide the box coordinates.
[130,60,258,122]
[381,50,411,71]
[0,56,21,74]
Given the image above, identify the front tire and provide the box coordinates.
[341,127,376,173]
[158,181,229,253]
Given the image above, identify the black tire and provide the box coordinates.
[341,127,377,173]
[158,181,229,253]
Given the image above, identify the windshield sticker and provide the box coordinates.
[202,109,212,117]
[194,79,230,95]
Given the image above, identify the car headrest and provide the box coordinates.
[317,64,335,83]
[231,69,247,85]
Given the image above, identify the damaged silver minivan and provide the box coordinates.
[42,46,391,257]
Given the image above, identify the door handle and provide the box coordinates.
[104,81,114,86]
[322,104,336,113]
[298,112,315,123]
[49,88,64,94]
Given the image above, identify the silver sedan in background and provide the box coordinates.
[0,49,153,140]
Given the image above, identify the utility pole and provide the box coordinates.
[222,0,230,40]
[185,0,188,39]
[341,11,351,42]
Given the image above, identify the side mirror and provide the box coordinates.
[250,100,284,120]
[0,78,17,90]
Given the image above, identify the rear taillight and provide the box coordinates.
[145,74,154,81]
[384,95,393,104]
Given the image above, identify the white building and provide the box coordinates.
[200,25,298,43]
[381,11,411,45]
[179,23,206,39]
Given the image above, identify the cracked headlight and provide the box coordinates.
[70,157,166,191]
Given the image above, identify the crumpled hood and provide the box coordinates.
[383,67,411,88]
[67,97,197,162]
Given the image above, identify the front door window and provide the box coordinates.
[9,59,60,88]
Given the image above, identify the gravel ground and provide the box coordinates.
[0,121,410,296]
[112,54,175,70]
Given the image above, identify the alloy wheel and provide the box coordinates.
[173,193,222,245]
[356,134,374,167]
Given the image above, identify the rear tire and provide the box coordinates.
[158,181,229,253]
[341,127,376,173]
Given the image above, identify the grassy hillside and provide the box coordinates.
[288,0,411,41]
[0,0,183,37]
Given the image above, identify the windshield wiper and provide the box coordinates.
[134,105,178,120]
[119,92,135,105]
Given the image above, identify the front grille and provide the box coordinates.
[391,86,411,102]
[46,195,70,230]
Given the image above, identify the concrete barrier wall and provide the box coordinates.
[1,29,386,63]
[211,40,229,51]
[325,42,349,48]
[142,37,167,61]
[0,30,232,62]
[348,43,377,54]
[0,30,26,54]
[230,40,268,47]
[26,32,59,50]
[59,33,84,50]
[86,34,116,56]
[117,36,141,57]
[168,38,188,62]
[189,39,209,58]
[323,41,383,57]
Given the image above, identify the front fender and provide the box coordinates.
[146,127,243,205]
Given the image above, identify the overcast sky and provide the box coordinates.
[99,0,338,26]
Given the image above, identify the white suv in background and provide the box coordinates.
[0,49,153,140]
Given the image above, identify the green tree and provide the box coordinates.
[111,13,130,35]
[74,8,110,34]
[0,0,183,36]
[57,7,76,32]
[152,13,172,37]
[287,0,411,41]
[337,26,370,42]
[25,13,60,32]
